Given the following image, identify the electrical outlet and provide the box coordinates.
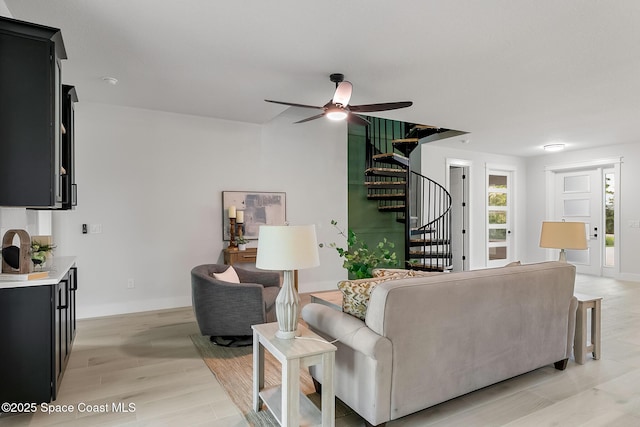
[127,278,135,289]
[629,220,640,228]
[90,224,103,234]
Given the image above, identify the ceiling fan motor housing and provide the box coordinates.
[330,73,344,85]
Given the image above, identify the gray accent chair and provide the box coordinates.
[191,264,281,337]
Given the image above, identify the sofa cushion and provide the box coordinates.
[339,270,443,320]
[212,265,240,283]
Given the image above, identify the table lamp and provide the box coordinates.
[256,225,320,339]
[539,221,588,262]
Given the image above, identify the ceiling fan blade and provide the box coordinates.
[294,113,326,124]
[349,101,413,113]
[332,81,352,106]
[265,99,323,110]
[347,113,371,126]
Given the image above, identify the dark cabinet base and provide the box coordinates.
[0,285,54,404]
[0,267,77,406]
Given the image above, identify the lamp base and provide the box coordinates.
[275,270,299,340]
[275,330,298,340]
[559,249,567,262]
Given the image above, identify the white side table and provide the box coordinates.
[252,322,337,427]
[574,293,602,364]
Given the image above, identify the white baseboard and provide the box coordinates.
[77,295,192,319]
[616,272,640,283]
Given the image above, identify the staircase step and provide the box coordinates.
[391,138,419,144]
[367,193,406,201]
[410,227,436,235]
[365,167,407,178]
[407,262,453,272]
[405,124,441,139]
[410,238,451,246]
[391,138,420,156]
[409,250,452,259]
[364,181,406,190]
[372,152,409,167]
[378,204,405,212]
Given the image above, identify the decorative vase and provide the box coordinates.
[238,243,247,251]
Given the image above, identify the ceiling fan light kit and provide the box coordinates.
[265,73,413,125]
[326,106,348,121]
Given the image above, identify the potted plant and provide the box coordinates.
[236,236,249,251]
[320,220,398,279]
[30,240,55,270]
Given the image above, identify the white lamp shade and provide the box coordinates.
[539,221,588,250]
[256,225,320,270]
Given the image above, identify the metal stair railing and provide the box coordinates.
[406,170,452,270]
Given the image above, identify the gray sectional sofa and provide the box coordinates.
[301,261,577,426]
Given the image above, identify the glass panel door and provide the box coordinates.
[487,171,512,267]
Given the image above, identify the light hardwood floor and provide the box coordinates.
[2,274,640,426]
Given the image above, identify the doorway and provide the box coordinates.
[554,169,602,275]
[486,169,514,268]
[449,166,470,271]
[545,158,621,277]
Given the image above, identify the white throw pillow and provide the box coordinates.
[213,266,240,283]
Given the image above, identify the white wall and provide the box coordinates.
[0,1,10,17]
[419,143,528,270]
[525,141,640,281]
[52,103,347,318]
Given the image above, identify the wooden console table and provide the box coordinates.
[223,247,257,265]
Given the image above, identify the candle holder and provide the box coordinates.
[228,217,238,250]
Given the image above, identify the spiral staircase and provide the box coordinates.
[363,119,455,271]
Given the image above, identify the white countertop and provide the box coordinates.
[0,256,77,289]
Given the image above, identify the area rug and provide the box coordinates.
[190,334,355,426]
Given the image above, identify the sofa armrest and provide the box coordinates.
[301,303,390,359]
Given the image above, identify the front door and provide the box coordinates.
[554,169,602,275]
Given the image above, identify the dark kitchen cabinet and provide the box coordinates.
[61,85,78,209]
[0,262,78,406]
[0,16,67,207]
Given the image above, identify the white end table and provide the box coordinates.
[310,290,343,311]
[252,322,337,426]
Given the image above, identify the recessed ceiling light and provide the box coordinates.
[101,76,118,85]
[460,139,470,144]
[544,143,565,152]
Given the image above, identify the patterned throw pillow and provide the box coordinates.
[338,277,392,320]
[212,266,240,283]
[338,269,437,320]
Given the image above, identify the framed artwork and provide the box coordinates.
[222,191,286,240]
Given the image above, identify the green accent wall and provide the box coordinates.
[347,119,406,270]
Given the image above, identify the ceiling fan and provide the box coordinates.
[265,73,413,126]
